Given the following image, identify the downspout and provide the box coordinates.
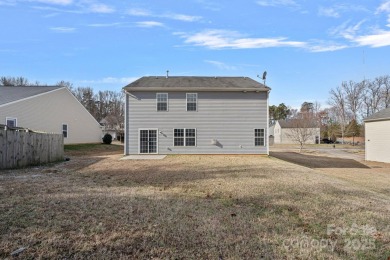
[124,91,129,155]
[266,90,270,155]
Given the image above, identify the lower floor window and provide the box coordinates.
[255,129,265,146]
[62,124,68,138]
[174,128,196,146]
[6,117,17,128]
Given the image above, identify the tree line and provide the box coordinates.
[1,76,124,128]
[270,74,390,142]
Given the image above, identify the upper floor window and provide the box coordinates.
[254,129,265,146]
[62,124,68,138]
[186,93,197,111]
[156,93,168,111]
[6,117,17,128]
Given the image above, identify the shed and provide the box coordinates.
[364,107,390,163]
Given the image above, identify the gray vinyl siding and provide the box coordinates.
[126,91,268,154]
[0,88,102,144]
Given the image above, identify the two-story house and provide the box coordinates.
[0,86,102,144]
[123,76,270,155]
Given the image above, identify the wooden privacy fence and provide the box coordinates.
[0,129,64,170]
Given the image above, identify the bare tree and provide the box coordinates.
[56,80,73,90]
[380,75,390,108]
[362,79,382,118]
[285,114,318,152]
[342,80,364,121]
[328,85,349,144]
[0,76,30,86]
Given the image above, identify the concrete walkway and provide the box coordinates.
[120,155,167,160]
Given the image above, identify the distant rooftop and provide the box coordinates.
[364,107,390,122]
[0,86,62,106]
[277,119,319,128]
[123,76,270,92]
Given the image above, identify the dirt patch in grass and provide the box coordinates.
[0,150,389,259]
[270,152,370,169]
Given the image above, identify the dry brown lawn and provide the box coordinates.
[0,144,389,259]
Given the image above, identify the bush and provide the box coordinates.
[102,133,113,144]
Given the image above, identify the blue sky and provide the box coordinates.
[1,0,390,108]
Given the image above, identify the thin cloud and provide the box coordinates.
[0,0,17,6]
[166,13,202,22]
[354,30,390,47]
[319,4,369,18]
[127,8,202,22]
[377,1,390,13]
[176,29,306,49]
[308,43,348,52]
[205,60,237,70]
[318,6,340,18]
[126,8,151,16]
[135,21,164,28]
[256,0,298,7]
[88,3,115,14]
[87,22,123,27]
[329,18,390,48]
[43,12,59,17]
[31,1,115,14]
[79,77,138,85]
[32,0,72,5]
[329,20,366,40]
[195,0,222,11]
[50,26,76,32]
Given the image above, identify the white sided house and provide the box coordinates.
[0,86,102,144]
[123,76,270,155]
[273,119,320,144]
[364,107,390,163]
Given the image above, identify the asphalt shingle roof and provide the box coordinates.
[0,86,61,106]
[364,107,390,122]
[123,76,270,91]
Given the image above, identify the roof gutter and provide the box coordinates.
[123,87,270,92]
[364,117,390,123]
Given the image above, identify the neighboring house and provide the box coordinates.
[364,107,390,163]
[123,76,270,155]
[273,119,320,144]
[100,115,124,140]
[268,124,275,146]
[0,86,102,144]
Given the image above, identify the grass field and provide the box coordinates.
[0,144,389,259]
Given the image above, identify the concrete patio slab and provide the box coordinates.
[120,155,167,160]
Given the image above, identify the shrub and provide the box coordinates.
[102,133,113,144]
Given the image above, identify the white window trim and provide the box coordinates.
[254,128,266,147]
[5,117,17,127]
[186,93,198,112]
[173,128,197,147]
[138,128,159,154]
[156,93,168,112]
[62,124,69,139]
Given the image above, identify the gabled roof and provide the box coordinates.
[0,86,62,106]
[364,107,390,122]
[123,76,270,92]
[277,119,319,128]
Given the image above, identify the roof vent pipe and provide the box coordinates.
[166,70,169,79]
